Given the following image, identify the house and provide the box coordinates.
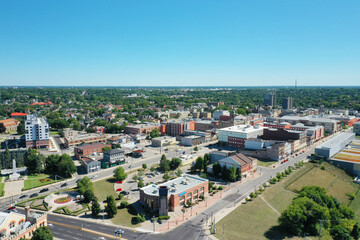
[81,157,101,174]
[0,207,47,240]
[74,143,111,159]
[102,149,125,168]
[0,119,19,133]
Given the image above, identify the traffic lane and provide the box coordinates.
[49,224,101,240]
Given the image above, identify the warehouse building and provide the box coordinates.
[315,132,355,159]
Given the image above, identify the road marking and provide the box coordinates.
[48,220,127,240]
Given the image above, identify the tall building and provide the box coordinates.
[282,97,293,110]
[25,114,50,148]
[264,93,276,107]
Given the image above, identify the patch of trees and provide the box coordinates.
[212,162,241,182]
[159,154,182,172]
[43,153,76,178]
[279,186,359,239]
[113,166,127,181]
[31,226,53,240]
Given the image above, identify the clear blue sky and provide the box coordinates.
[1,0,360,86]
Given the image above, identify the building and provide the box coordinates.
[0,119,19,133]
[124,123,161,135]
[354,122,360,135]
[315,132,355,159]
[212,110,230,120]
[207,152,256,176]
[280,116,338,134]
[180,135,206,146]
[218,125,264,148]
[264,93,276,107]
[65,133,107,148]
[25,114,50,148]
[200,112,212,118]
[81,157,101,174]
[139,174,208,213]
[244,141,292,161]
[0,207,47,240]
[282,97,293,110]
[151,136,176,147]
[10,113,27,119]
[165,120,195,136]
[330,139,360,176]
[74,143,111,159]
[194,120,219,132]
[102,149,125,168]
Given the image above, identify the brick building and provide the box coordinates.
[165,120,195,136]
[0,119,19,133]
[74,143,111,159]
[124,123,161,134]
[65,133,107,148]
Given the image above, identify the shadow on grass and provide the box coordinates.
[264,225,294,240]
[106,178,116,183]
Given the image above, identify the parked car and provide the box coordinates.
[20,194,28,199]
[61,183,68,187]
[30,193,38,198]
[40,188,49,193]
[120,191,129,195]
[91,175,98,179]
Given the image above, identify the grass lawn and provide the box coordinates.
[349,189,360,223]
[215,162,356,240]
[0,183,4,197]
[23,174,57,190]
[50,131,59,135]
[256,159,278,167]
[93,178,118,202]
[111,205,141,228]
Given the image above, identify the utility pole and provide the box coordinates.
[153,215,155,232]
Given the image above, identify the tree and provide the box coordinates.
[221,165,228,179]
[105,195,117,218]
[91,198,101,217]
[194,146,199,151]
[170,158,182,170]
[150,128,160,139]
[142,163,147,169]
[83,189,96,203]
[31,226,53,240]
[57,154,76,178]
[351,223,360,240]
[160,155,170,172]
[44,154,60,174]
[194,157,204,172]
[113,166,127,181]
[228,166,237,182]
[132,174,139,182]
[3,148,11,169]
[138,179,145,188]
[176,168,183,177]
[331,224,352,240]
[17,121,25,134]
[150,166,155,172]
[163,173,170,181]
[203,153,210,172]
[77,176,94,195]
[24,149,43,174]
[102,146,111,152]
[236,168,242,180]
[212,162,221,177]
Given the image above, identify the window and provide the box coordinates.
[9,221,15,228]
[0,229,6,237]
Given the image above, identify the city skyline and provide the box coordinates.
[1,0,360,86]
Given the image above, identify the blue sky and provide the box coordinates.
[1,0,360,86]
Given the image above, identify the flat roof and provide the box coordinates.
[332,139,360,164]
[316,132,355,150]
[219,125,264,133]
[141,174,208,196]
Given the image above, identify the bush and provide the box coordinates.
[212,186,217,190]
[120,201,129,208]
[158,215,170,220]
[346,193,356,200]
[142,164,147,169]
[199,195,205,200]
[200,173,207,179]
[136,213,146,223]
[320,165,326,170]
[269,178,278,184]
[118,193,124,200]
[186,200,192,207]
[249,192,256,199]
[218,186,223,190]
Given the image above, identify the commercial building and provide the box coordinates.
[10,113,27,119]
[331,139,360,176]
[354,122,360,135]
[0,207,47,240]
[180,135,206,146]
[0,119,19,133]
[165,120,195,136]
[74,143,111,159]
[315,132,355,159]
[139,174,208,213]
[194,120,219,132]
[207,152,256,176]
[282,97,293,109]
[243,141,292,161]
[124,123,161,135]
[102,149,125,168]
[212,110,230,120]
[218,125,264,148]
[81,157,101,174]
[25,114,50,148]
[151,136,176,147]
[280,116,338,133]
[65,133,107,148]
[264,93,276,107]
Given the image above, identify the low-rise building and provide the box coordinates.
[81,157,101,173]
[74,143,111,159]
[124,123,161,134]
[0,119,19,133]
[102,149,125,168]
[354,122,360,135]
[65,133,107,148]
[139,174,208,214]
[315,132,355,159]
[208,152,257,176]
[151,136,176,147]
[165,120,195,136]
[180,135,206,146]
[213,110,230,120]
[0,207,47,240]
[218,125,264,148]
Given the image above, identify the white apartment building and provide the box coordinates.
[25,114,50,148]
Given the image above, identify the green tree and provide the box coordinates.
[57,154,76,178]
[91,199,101,218]
[194,157,204,172]
[105,195,117,218]
[331,224,352,240]
[212,162,221,177]
[236,168,242,180]
[83,189,96,203]
[142,163,147,169]
[228,166,237,182]
[31,226,53,240]
[24,149,43,174]
[203,153,210,173]
[113,166,127,181]
[160,155,170,172]
[44,154,60,174]
[17,121,25,134]
[150,166,155,172]
[3,148,11,169]
[194,146,199,151]
[175,168,183,177]
[138,179,145,188]
[132,174,139,182]
[77,176,94,195]
[351,223,360,240]
[150,128,160,139]
[170,158,182,170]
[102,146,111,152]
[163,173,170,181]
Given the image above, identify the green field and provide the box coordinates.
[256,159,278,167]
[50,131,59,136]
[23,174,57,190]
[0,183,4,197]
[215,162,358,240]
[111,206,141,227]
[93,178,119,202]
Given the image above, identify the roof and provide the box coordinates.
[141,174,208,196]
[316,132,355,150]
[230,152,253,166]
[75,143,110,150]
[0,118,18,127]
[11,112,27,117]
[104,148,124,155]
[0,211,25,226]
[219,125,264,133]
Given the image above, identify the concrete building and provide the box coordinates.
[280,116,338,134]
[264,93,276,107]
[25,114,49,148]
[81,157,101,173]
[282,97,293,110]
[212,110,230,120]
[315,132,355,159]
[244,141,292,161]
[65,133,107,148]
[180,135,206,146]
[139,174,208,212]
[74,143,111,159]
[0,119,19,133]
[0,207,47,240]
[194,120,219,132]
[165,120,195,136]
[218,125,264,148]
[151,136,176,147]
[124,123,161,135]
[330,139,360,176]
[354,122,360,135]
[102,149,125,168]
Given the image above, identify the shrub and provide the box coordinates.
[212,186,217,190]
[199,195,205,200]
[118,193,124,200]
[200,173,207,179]
[249,192,256,199]
[218,186,223,190]
[136,213,146,223]
[120,201,129,208]
[158,215,170,220]
[269,178,277,184]
[276,172,283,180]
[320,165,326,170]
[346,193,356,200]
[186,200,193,207]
